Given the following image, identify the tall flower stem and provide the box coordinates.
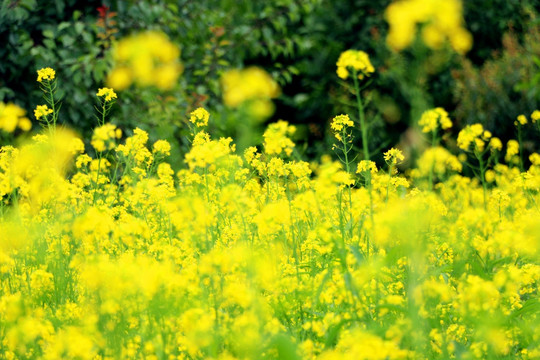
[352,69,374,258]
[352,69,369,161]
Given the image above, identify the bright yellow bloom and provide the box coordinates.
[189,107,210,127]
[152,139,171,156]
[331,114,353,133]
[91,123,121,152]
[0,102,31,132]
[37,67,56,82]
[357,160,378,174]
[531,110,540,123]
[263,120,296,156]
[34,105,53,120]
[418,107,452,133]
[96,87,117,102]
[221,67,280,108]
[516,114,527,126]
[489,137,502,151]
[336,50,375,80]
[457,123,485,151]
[385,0,472,54]
[107,31,182,90]
[506,140,519,158]
[384,147,405,165]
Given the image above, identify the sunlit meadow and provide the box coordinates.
[1,1,539,359]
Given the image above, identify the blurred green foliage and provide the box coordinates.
[1,0,539,163]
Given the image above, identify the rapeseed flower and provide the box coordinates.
[385,0,472,54]
[189,107,210,127]
[36,67,55,82]
[1,72,540,360]
[34,105,53,120]
[0,102,31,132]
[336,50,375,80]
[96,87,117,102]
[418,107,452,133]
[221,67,280,117]
[384,147,405,165]
[107,31,182,90]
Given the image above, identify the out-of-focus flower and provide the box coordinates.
[107,31,182,91]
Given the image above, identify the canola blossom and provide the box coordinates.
[1,104,539,359]
[36,67,56,82]
[34,105,53,120]
[385,0,472,54]
[221,67,280,120]
[336,50,375,80]
[189,107,210,128]
[96,88,118,102]
[107,31,183,90]
[0,102,31,132]
[418,107,452,133]
[1,53,540,360]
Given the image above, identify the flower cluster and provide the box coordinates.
[1,65,540,360]
[189,107,210,127]
[36,67,56,82]
[385,0,473,54]
[33,105,53,120]
[221,67,280,119]
[1,110,539,359]
[419,107,452,133]
[107,31,183,90]
[263,120,296,156]
[0,102,31,133]
[91,123,122,152]
[330,114,354,142]
[96,87,117,102]
[336,50,375,80]
[384,147,405,165]
[457,123,492,151]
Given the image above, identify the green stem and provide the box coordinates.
[477,151,487,210]
[428,129,437,191]
[341,128,353,232]
[46,81,57,132]
[352,69,369,161]
[517,124,524,172]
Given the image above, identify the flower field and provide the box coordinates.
[1,1,540,359]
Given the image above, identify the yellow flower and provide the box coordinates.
[385,0,472,54]
[336,50,375,80]
[221,67,280,108]
[263,120,296,156]
[531,110,540,123]
[384,147,405,165]
[457,123,485,151]
[0,102,31,132]
[489,137,502,151]
[152,140,171,156]
[331,114,353,134]
[107,31,182,90]
[34,105,53,120]
[91,123,121,152]
[37,67,56,82]
[96,87,118,102]
[189,107,210,127]
[357,160,378,174]
[516,114,527,126]
[418,107,452,133]
[506,140,519,158]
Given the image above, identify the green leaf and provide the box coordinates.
[43,29,55,39]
